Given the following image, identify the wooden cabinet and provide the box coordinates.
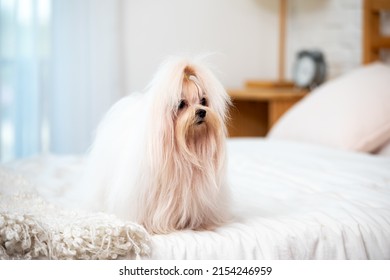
[227,84,307,137]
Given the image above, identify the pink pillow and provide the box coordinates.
[268,63,390,152]
[376,140,390,157]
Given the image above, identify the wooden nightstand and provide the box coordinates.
[227,83,308,137]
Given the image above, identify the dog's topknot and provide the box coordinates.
[184,66,196,79]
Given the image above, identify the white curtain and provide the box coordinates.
[0,0,50,161]
[0,0,124,161]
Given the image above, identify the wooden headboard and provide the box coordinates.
[363,0,390,64]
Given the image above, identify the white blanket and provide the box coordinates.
[2,139,390,259]
[0,160,150,260]
[152,139,390,259]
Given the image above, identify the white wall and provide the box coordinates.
[122,0,389,93]
[123,0,279,93]
[286,0,363,80]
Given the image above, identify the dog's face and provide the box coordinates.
[173,72,223,160]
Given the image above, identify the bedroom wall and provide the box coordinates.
[286,0,363,80]
[122,0,389,92]
[122,0,279,93]
[286,0,390,79]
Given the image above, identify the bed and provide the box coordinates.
[1,0,390,260]
[1,138,390,259]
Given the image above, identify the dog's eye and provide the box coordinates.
[200,97,207,106]
[178,100,187,110]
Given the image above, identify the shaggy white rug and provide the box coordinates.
[0,166,150,260]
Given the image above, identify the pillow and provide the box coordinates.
[376,140,390,157]
[268,63,390,152]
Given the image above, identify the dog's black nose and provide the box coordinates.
[196,109,206,119]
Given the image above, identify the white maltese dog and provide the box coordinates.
[80,57,231,234]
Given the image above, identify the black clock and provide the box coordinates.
[293,50,326,89]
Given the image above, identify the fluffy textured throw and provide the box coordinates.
[0,167,150,260]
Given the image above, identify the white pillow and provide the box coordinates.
[268,63,390,152]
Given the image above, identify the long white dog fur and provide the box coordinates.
[80,57,231,234]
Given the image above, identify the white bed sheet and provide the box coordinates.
[7,139,390,259]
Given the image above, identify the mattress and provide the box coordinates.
[5,138,390,259]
